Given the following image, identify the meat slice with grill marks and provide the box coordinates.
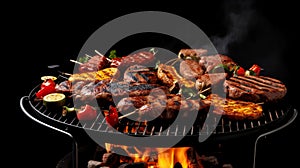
[224,75,287,103]
[117,93,210,121]
[123,64,158,84]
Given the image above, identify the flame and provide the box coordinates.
[105,143,195,168]
[157,147,190,168]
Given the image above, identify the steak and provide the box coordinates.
[224,75,287,103]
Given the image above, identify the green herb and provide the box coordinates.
[149,48,158,55]
[108,50,117,59]
[180,87,197,99]
[212,64,229,73]
[154,60,161,70]
[78,55,90,63]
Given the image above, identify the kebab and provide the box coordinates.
[117,93,210,121]
[55,48,287,123]
[73,49,156,73]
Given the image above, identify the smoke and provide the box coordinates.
[211,0,256,54]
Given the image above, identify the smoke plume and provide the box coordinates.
[211,0,256,54]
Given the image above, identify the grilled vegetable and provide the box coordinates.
[43,93,66,109]
[36,78,57,99]
[233,66,245,76]
[249,64,262,76]
[68,67,118,82]
[62,104,97,120]
[104,105,119,127]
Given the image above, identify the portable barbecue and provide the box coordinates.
[20,74,298,168]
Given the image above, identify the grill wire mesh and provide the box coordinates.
[28,75,293,138]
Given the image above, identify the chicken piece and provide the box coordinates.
[68,67,118,82]
[205,94,263,120]
[157,64,195,91]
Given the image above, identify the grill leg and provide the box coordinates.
[20,96,79,168]
[252,108,298,168]
[71,138,78,168]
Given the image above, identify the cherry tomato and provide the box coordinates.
[235,66,245,76]
[105,106,119,127]
[76,104,97,121]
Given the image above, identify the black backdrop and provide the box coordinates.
[13,1,299,168]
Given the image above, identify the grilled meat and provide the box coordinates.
[195,73,228,92]
[199,54,237,73]
[157,64,195,91]
[178,48,208,60]
[205,94,263,120]
[116,87,167,112]
[123,65,158,84]
[179,59,205,80]
[78,54,109,73]
[117,94,209,121]
[93,82,170,105]
[224,75,287,103]
[118,51,156,68]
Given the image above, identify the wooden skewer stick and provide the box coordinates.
[58,71,72,76]
[95,50,104,56]
[85,54,92,58]
[118,109,139,119]
[70,59,83,65]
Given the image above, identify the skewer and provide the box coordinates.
[164,58,179,65]
[58,71,72,76]
[85,54,92,58]
[198,87,211,94]
[95,50,104,56]
[118,109,139,119]
[70,59,83,65]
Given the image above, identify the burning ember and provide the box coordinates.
[87,143,232,168]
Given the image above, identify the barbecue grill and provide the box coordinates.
[20,74,298,168]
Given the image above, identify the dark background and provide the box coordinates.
[13,0,299,168]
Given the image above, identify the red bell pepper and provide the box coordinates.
[105,105,119,127]
[249,64,262,76]
[36,79,56,99]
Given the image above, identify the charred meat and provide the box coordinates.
[199,54,237,73]
[78,54,110,73]
[179,59,205,80]
[157,63,195,90]
[117,94,209,121]
[123,65,158,84]
[224,75,287,103]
